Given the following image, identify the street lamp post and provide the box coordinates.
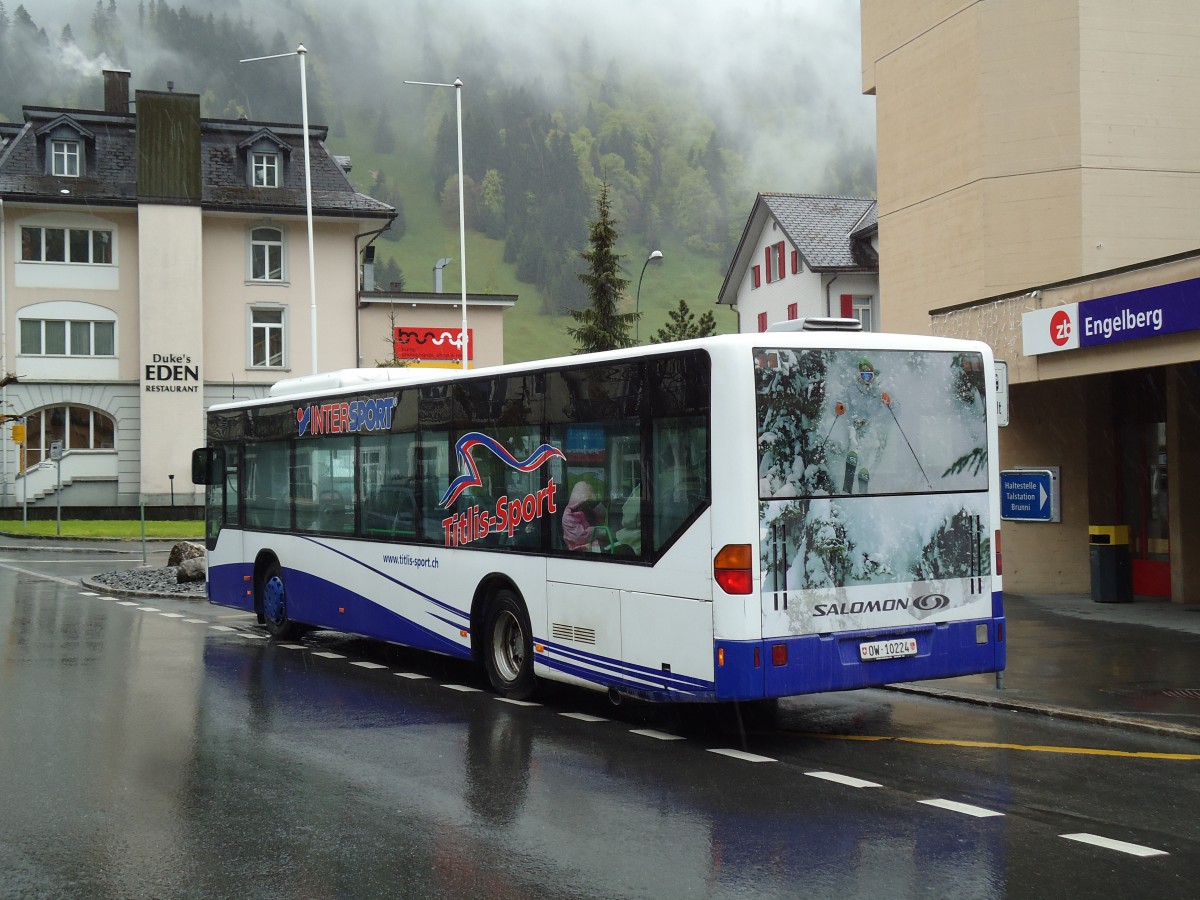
[240,45,319,374]
[406,78,469,370]
[635,249,663,344]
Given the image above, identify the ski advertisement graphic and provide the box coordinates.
[755,347,991,634]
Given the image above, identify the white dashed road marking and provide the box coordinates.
[1060,833,1168,857]
[312,651,346,659]
[496,698,541,707]
[919,799,1004,818]
[631,729,685,741]
[443,684,482,693]
[560,712,607,723]
[395,672,430,680]
[708,748,775,763]
[806,771,881,788]
[350,661,389,670]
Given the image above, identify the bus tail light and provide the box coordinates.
[771,643,788,666]
[714,544,753,595]
[995,530,1002,576]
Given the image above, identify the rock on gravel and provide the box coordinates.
[89,566,207,598]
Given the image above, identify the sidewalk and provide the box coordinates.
[892,592,1200,741]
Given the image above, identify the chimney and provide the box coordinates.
[434,257,452,293]
[362,246,376,292]
[103,69,131,114]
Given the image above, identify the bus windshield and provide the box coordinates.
[755,348,989,498]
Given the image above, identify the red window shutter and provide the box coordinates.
[840,294,853,318]
[764,247,773,283]
[752,265,761,288]
[757,312,768,332]
[791,250,799,274]
[787,303,798,320]
[775,242,786,281]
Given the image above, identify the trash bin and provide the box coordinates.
[1089,525,1131,603]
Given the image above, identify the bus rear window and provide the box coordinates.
[755,348,988,498]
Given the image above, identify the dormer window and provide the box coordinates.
[52,140,81,177]
[253,152,280,188]
[37,116,94,178]
[240,128,291,189]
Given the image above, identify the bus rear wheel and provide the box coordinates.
[484,589,536,700]
[260,559,303,640]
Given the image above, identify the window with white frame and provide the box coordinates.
[250,306,287,368]
[23,405,116,467]
[21,226,113,264]
[765,241,785,284]
[20,319,116,357]
[51,140,81,177]
[853,296,875,332]
[252,152,280,188]
[249,226,286,282]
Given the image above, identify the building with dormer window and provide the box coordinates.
[717,193,879,333]
[0,70,405,511]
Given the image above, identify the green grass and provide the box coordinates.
[331,126,738,365]
[0,520,204,540]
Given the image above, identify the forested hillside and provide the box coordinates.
[1,0,876,361]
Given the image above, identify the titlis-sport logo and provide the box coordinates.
[813,593,951,617]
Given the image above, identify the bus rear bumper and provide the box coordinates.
[714,617,1007,701]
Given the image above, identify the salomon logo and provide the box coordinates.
[912,594,951,612]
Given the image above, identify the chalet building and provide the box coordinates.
[861,0,1200,602]
[717,193,879,333]
[0,70,512,512]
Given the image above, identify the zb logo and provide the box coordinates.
[1050,308,1073,347]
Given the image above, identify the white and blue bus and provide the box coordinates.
[192,323,1004,703]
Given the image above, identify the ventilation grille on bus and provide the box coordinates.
[551,623,597,645]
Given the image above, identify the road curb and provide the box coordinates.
[886,683,1200,742]
[80,575,206,603]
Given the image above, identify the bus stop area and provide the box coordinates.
[892,592,1200,741]
[3,534,1198,740]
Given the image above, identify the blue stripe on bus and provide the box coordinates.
[539,653,713,700]
[208,560,472,661]
[295,535,470,624]
[540,639,713,692]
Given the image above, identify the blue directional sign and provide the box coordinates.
[1000,468,1060,522]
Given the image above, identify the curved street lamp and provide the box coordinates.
[635,249,663,344]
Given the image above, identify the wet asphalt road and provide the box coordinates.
[0,548,1197,899]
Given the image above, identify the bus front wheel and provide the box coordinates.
[260,559,303,640]
[484,589,536,700]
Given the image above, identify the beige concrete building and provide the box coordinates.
[0,70,513,512]
[861,0,1200,602]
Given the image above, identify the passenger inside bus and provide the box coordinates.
[613,486,641,555]
[562,480,608,552]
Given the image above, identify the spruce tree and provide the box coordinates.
[568,181,637,354]
[649,298,716,344]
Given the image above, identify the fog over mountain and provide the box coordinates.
[11,0,874,192]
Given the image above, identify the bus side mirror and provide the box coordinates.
[191,447,225,485]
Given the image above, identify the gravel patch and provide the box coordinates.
[86,566,207,599]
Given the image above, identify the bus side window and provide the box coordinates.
[651,416,709,552]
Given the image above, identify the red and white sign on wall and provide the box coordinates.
[1022,303,1080,355]
[393,327,474,361]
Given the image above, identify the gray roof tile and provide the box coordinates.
[0,105,394,220]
